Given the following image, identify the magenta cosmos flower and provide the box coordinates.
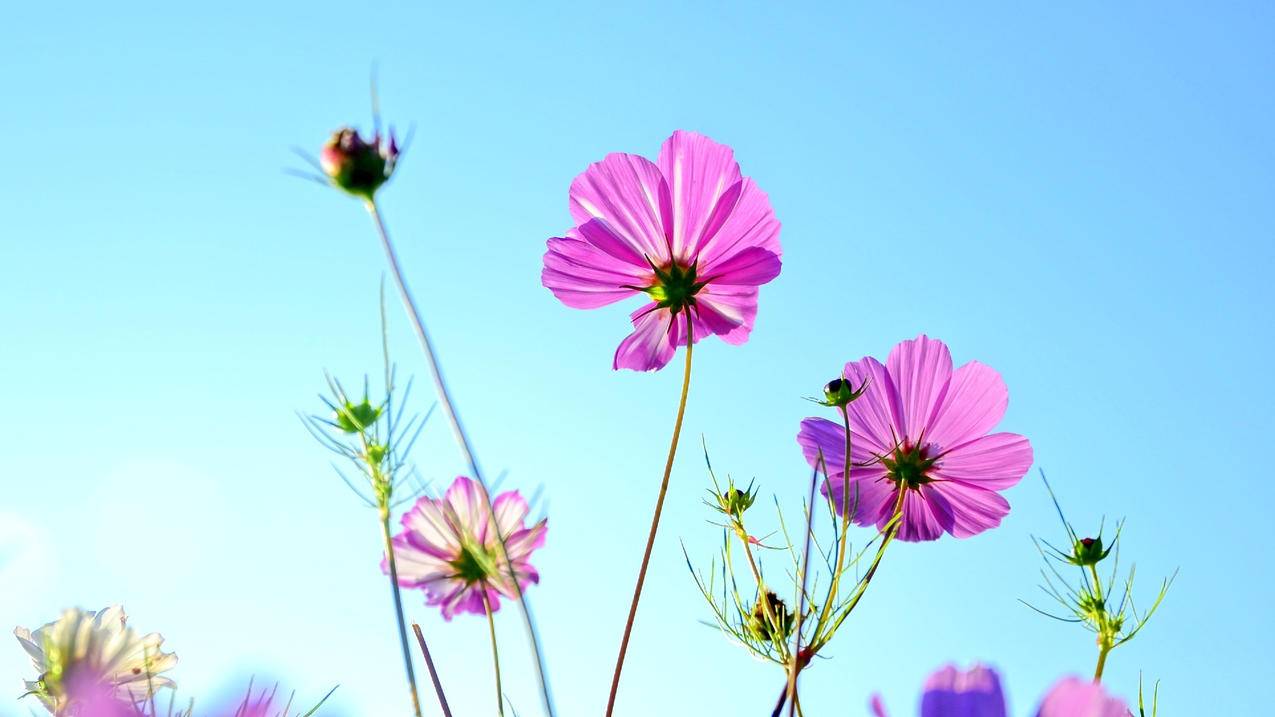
[870,664,1132,717]
[384,476,547,620]
[542,130,782,371]
[798,335,1033,541]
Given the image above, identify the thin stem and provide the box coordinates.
[411,623,454,717]
[380,511,424,717]
[1094,645,1111,682]
[604,328,695,717]
[1089,563,1112,682]
[813,406,854,640]
[366,200,556,717]
[483,592,506,717]
[786,460,821,717]
[739,527,790,661]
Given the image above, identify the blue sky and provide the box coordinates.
[2,1,1272,715]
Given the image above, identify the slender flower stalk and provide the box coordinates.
[379,507,423,717]
[411,624,453,717]
[482,593,506,717]
[605,330,695,716]
[363,198,556,715]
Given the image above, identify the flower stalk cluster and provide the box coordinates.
[1025,472,1178,682]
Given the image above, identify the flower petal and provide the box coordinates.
[702,245,782,287]
[693,285,758,344]
[933,433,1033,491]
[920,664,1008,717]
[896,488,945,542]
[696,177,782,274]
[887,334,954,443]
[569,152,672,262]
[491,490,530,539]
[656,130,743,261]
[542,226,646,309]
[443,476,490,542]
[925,360,1010,451]
[1036,677,1132,717]
[613,304,677,371]
[922,482,1012,539]
[842,356,904,455]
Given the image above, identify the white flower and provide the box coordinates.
[14,606,177,713]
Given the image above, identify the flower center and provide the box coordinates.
[451,543,493,584]
[643,261,706,314]
[881,443,936,489]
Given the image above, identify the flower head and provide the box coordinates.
[798,335,1034,541]
[1035,677,1132,717]
[14,606,177,714]
[385,476,547,620]
[542,130,782,371]
[320,126,399,200]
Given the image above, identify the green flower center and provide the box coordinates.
[450,543,494,584]
[881,443,936,489]
[643,261,706,313]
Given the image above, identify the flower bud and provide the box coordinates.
[1068,536,1112,567]
[747,592,793,642]
[320,126,399,200]
[335,398,382,434]
[822,376,866,408]
[722,487,756,517]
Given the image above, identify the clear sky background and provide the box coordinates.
[2,2,1272,715]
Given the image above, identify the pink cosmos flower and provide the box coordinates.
[384,476,547,620]
[869,664,1132,717]
[542,130,782,371]
[798,334,1033,541]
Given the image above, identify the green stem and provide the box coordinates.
[380,510,423,717]
[812,406,854,641]
[1088,564,1112,682]
[605,328,695,717]
[483,592,505,717]
[366,200,556,716]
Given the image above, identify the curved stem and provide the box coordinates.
[380,511,423,717]
[812,406,854,641]
[786,459,822,717]
[604,329,695,717]
[739,531,789,661]
[366,200,556,716]
[483,592,506,717]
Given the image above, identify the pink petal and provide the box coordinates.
[444,476,491,542]
[693,284,758,345]
[869,694,890,717]
[613,303,677,371]
[887,334,954,443]
[895,488,945,542]
[695,176,782,271]
[797,417,899,526]
[932,433,1033,490]
[1035,677,1132,717]
[701,245,782,286]
[656,130,743,261]
[542,224,649,310]
[490,490,530,539]
[842,356,904,455]
[925,360,1010,450]
[569,152,672,262]
[401,496,462,555]
[504,519,548,561]
[922,481,1012,538]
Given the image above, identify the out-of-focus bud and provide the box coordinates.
[821,376,867,408]
[746,591,793,643]
[335,398,382,434]
[320,126,399,200]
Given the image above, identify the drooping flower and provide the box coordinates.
[798,334,1033,541]
[869,664,1132,717]
[542,130,782,371]
[385,476,547,620]
[14,606,177,714]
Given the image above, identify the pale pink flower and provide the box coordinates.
[384,476,547,620]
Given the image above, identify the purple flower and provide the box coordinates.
[870,665,1132,717]
[798,335,1033,541]
[384,476,547,620]
[542,130,782,371]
